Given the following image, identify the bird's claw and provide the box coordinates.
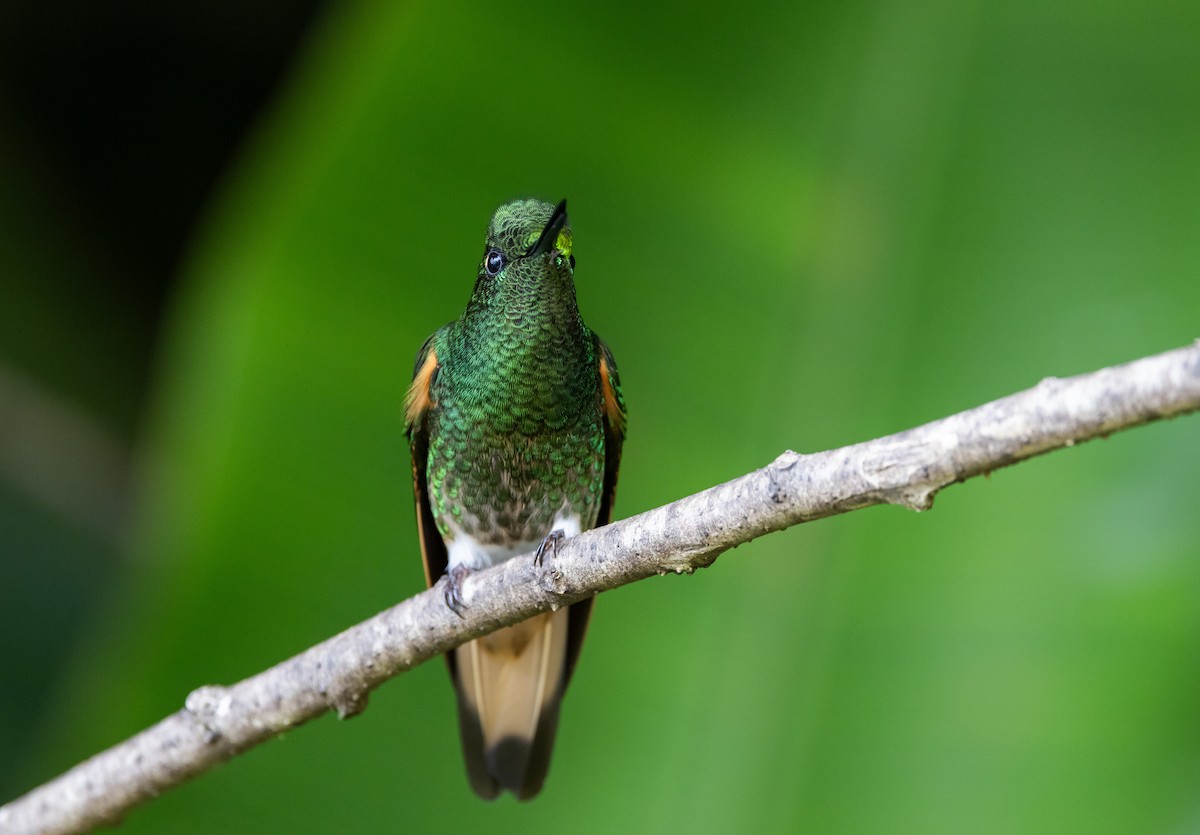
[533,529,565,568]
[442,564,470,618]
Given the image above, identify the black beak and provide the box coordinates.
[524,199,568,258]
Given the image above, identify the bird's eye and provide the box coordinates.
[485,249,505,276]
[569,254,576,269]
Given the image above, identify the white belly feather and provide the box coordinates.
[446,512,583,571]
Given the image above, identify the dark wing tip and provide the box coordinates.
[456,699,501,800]
[457,693,565,801]
[488,737,537,799]
[486,691,564,801]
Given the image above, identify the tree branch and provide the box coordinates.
[4,341,1199,835]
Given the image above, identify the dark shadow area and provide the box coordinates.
[0,0,325,796]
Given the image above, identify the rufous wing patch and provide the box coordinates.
[598,355,626,437]
[404,348,438,428]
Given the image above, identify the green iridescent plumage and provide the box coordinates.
[419,202,607,544]
[405,198,626,800]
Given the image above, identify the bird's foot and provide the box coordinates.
[533,529,565,568]
[442,564,470,618]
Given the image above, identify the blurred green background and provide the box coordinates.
[3,0,1199,832]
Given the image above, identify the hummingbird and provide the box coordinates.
[404,198,626,799]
